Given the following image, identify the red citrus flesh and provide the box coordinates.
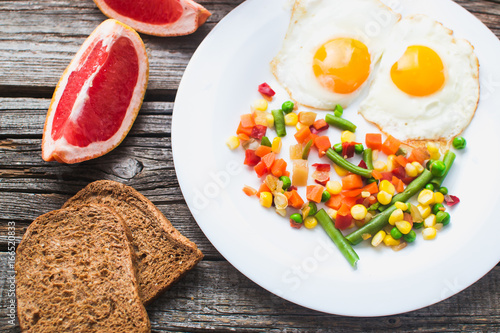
[102,0,183,24]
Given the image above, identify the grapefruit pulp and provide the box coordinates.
[93,0,211,36]
[42,19,149,164]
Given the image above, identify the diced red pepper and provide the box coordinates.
[342,142,356,158]
[391,166,414,184]
[444,195,460,206]
[254,161,268,177]
[290,219,303,229]
[258,83,275,97]
[250,125,267,140]
[358,160,368,169]
[335,211,353,230]
[312,163,331,172]
[244,149,260,167]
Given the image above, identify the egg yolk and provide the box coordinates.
[391,45,445,97]
[313,38,371,94]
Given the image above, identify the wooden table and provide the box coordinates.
[1,0,499,331]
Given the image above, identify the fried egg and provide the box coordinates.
[271,0,400,110]
[359,15,480,146]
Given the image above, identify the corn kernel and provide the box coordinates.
[424,214,437,228]
[361,191,371,198]
[377,190,393,205]
[427,142,441,160]
[272,137,282,154]
[422,227,437,240]
[296,122,307,131]
[253,99,268,111]
[405,163,418,178]
[372,149,379,161]
[284,112,298,126]
[372,230,386,247]
[226,136,240,150]
[435,223,444,230]
[266,113,274,128]
[304,216,318,229]
[341,130,356,143]
[259,192,273,208]
[326,180,342,195]
[333,164,349,177]
[327,208,338,220]
[383,234,401,246]
[387,155,397,171]
[379,180,396,195]
[434,191,444,204]
[412,161,425,174]
[373,160,387,172]
[389,208,404,225]
[418,189,435,205]
[396,220,412,234]
[395,201,408,211]
[363,233,373,241]
[417,204,431,219]
[351,204,368,220]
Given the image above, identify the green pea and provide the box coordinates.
[436,211,450,226]
[308,202,318,216]
[432,203,445,215]
[439,187,448,195]
[334,104,343,117]
[321,191,331,202]
[425,183,435,191]
[403,230,417,243]
[391,227,403,240]
[333,143,343,154]
[282,101,295,114]
[279,176,291,191]
[413,222,424,229]
[354,144,364,154]
[452,136,466,150]
[430,160,446,177]
[290,213,303,224]
[261,136,272,147]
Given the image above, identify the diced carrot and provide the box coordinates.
[313,119,328,130]
[285,190,304,209]
[255,145,272,158]
[391,176,405,193]
[237,133,250,141]
[271,159,287,178]
[305,133,319,146]
[342,188,364,198]
[341,195,358,209]
[365,133,382,150]
[237,121,253,136]
[240,114,255,128]
[306,185,324,203]
[337,204,351,217]
[396,155,408,167]
[261,153,275,169]
[258,182,271,195]
[254,161,268,178]
[362,181,379,194]
[372,170,383,180]
[325,194,342,210]
[283,170,290,177]
[381,135,402,156]
[342,174,363,190]
[407,147,431,165]
[294,126,312,144]
[242,185,257,197]
[314,136,331,158]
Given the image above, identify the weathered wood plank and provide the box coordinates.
[0,255,498,332]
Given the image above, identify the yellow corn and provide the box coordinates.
[422,227,437,240]
[427,142,441,160]
[272,137,282,154]
[424,214,437,228]
[434,191,444,204]
[395,201,408,211]
[418,189,435,206]
[333,164,349,177]
[351,204,368,220]
[304,216,318,229]
[296,122,307,131]
[383,234,401,246]
[341,130,356,143]
[327,208,338,220]
[379,180,395,195]
[361,191,371,198]
[417,204,431,219]
[373,160,387,172]
[266,113,275,128]
[412,161,424,174]
[389,208,404,225]
[284,112,298,126]
[363,233,373,241]
[226,136,240,150]
[326,180,342,195]
[387,155,397,171]
[259,192,273,208]
[405,163,418,178]
[377,190,392,205]
[371,230,386,247]
[396,220,412,234]
[253,99,268,111]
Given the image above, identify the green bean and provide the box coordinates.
[260,136,272,147]
[430,151,456,188]
[302,139,314,160]
[315,209,359,268]
[272,109,286,137]
[325,148,372,178]
[325,114,357,132]
[362,148,374,170]
[346,169,433,245]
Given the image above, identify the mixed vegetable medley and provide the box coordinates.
[226,83,464,268]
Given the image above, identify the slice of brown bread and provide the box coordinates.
[62,180,204,304]
[15,204,151,333]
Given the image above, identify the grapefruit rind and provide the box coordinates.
[42,19,149,164]
[93,0,211,37]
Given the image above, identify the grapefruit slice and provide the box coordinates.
[42,19,149,164]
[93,0,211,36]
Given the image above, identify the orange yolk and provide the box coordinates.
[391,45,445,97]
[313,38,371,95]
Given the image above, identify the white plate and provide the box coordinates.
[172,0,500,316]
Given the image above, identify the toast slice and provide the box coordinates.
[62,180,204,304]
[15,204,151,333]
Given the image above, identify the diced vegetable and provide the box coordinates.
[244,149,260,166]
[302,139,314,159]
[342,174,364,190]
[325,114,357,132]
[307,185,325,203]
[242,185,257,197]
[365,133,382,150]
[292,160,309,186]
[272,109,287,137]
[258,83,275,97]
[325,148,373,179]
[381,135,402,156]
[314,136,331,157]
[255,145,272,157]
[294,126,312,144]
[284,190,305,209]
[289,144,303,160]
[254,161,268,177]
[270,159,287,178]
